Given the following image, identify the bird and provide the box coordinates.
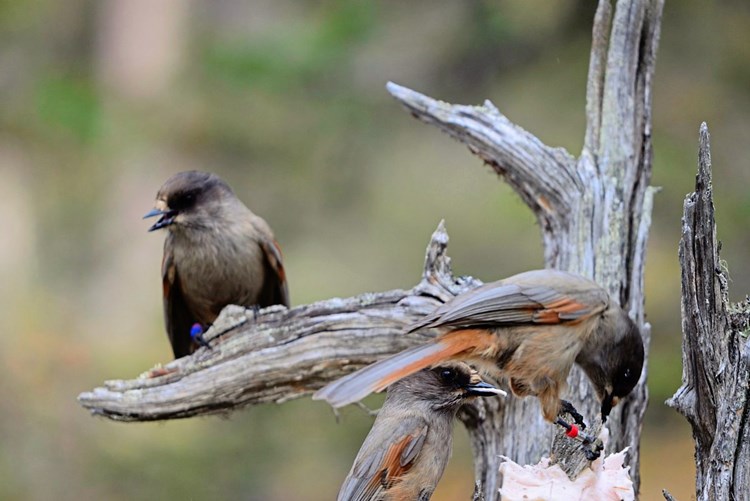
[144,170,289,358]
[336,362,506,501]
[314,269,644,426]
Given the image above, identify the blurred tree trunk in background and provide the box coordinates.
[96,0,188,100]
[667,124,750,501]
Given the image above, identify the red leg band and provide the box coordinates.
[566,424,579,438]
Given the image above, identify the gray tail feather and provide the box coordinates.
[405,315,438,334]
[312,341,448,408]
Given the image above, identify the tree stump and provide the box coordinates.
[666,123,750,501]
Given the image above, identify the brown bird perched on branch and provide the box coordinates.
[336,362,506,501]
[315,270,643,431]
[144,171,289,358]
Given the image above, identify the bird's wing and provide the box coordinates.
[162,237,197,358]
[258,236,290,307]
[409,269,609,332]
[314,329,492,409]
[250,215,289,308]
[338,416,429,501]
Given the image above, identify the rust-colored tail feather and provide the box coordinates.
[313,329,488,408]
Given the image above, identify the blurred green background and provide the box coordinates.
[1,0,748,499]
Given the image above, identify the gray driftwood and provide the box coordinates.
[666,123,750,501]
[79,0,664,498]
[78,222,475,419]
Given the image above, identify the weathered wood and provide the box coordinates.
[666,123,750,501]
[387,0,663,494]
[79,1,665,498]
[78,222,479,421]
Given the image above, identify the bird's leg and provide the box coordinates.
[249,304,261,320]
[194,305,261,350]
[190,323,212,350]
[354,401,380,417]
[554,417,602,460]
[557,400,605,459]
[331,406,342,424]
[559,399,586,430]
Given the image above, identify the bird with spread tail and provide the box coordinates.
[336,362,505,501]
[145,171,289,358]
[315,269,644,433]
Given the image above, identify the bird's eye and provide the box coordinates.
[622,368,632,380]
[172,191,197,210]
[439,368,457,384]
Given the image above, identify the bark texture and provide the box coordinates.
[79,1,664,498]
[79,222,475,420]
[666,123,750,501]
[385,0,663,493]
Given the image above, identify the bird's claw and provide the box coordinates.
[560,400,586,430]
[555,417,602,461]
[190,323,212,350]
[582,439,604,461]
[249,304,261,320]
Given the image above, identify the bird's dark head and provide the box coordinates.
[578,308,644,420]
[144,171,234,232]
[391,362,506,412]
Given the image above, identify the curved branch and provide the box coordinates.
[385,82,579,226]
[78,222,479,421]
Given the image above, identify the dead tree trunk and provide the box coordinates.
[666,124,750,501]
[78,1,664,499]
[385,0,662,493]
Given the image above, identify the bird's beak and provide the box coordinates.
[464,380,507,398]
[144,202,176,232]
[601,392,616,420]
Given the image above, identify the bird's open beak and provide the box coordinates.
[601,392,617,420]
[144,207,177,232]
[464,381,508,398]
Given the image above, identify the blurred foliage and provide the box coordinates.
[203,0,375,91]
[35,75,101,143]
[1,0,748,500]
